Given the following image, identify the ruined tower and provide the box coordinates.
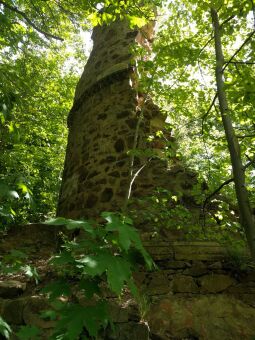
[57,19,196,220]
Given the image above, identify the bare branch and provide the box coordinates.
[126,159,152,203]
[220,14,236,27]
[237,134,255,139]
[223,30,255,71]
[199,36,214,56]
[245,155,255,168]
[203,157,255,212]
[203,178,234,212]
[201,93,217,135]
[226,60,255,65]
[0,0,64,41]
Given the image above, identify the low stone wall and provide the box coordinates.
[141,239,255,339]
[0,225,255,339]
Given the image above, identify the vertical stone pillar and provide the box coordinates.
[57,20,196,220]
[57,20,139,218]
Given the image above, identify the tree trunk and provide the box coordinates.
[211,8,255,258]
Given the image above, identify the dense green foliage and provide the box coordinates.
[41,213,152,339]
[0,0,89,225]
[0,213,153,339]
[0,0,160,227]
[1,0,253,235]
[0,0,255,338]
[136,0,255,238]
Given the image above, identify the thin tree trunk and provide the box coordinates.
[211,7,255,259]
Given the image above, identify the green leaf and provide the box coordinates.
[65,220,94,234]
[0,181,19,200]
[0,317,12,339]
[128,15,147,28]
[44,217,95,234]
[41,280,71,299]
[50,251,75,266]
[79,278,100,298]
[127,277,139,299]
[77,253,112,277]
[102,212,153,268]
[53,303,108,339]
[107,256,132,295]
[16,325,41,340]
[17,182,29,194]
[83,302,108,337]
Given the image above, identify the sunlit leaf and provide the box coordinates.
[0,317,12,339]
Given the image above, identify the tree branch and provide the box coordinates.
[199,36,214,56]
[0,0,64,41]
[203,178,234,212]
[226,60,255,65]
[201,93,217,135]
[203,157,255,212]
[223,30,255,71]
[220,14,236,27]
[245,155,255,168]
[237,134,255,139]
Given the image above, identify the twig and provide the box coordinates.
[126,159,152,202]
[123,55,158,211]
[201,92,218,135]
[0,0,64,41]
[223,30,255,71]
[220,14,236,27]
[198,36,214,57]
[202,157,255,212]
[245,155,255,168]
[226,60,255,65]
[123,88,152,211]
[237,134,255,139]
[203,178,234,212]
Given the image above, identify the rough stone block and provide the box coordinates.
[102,321,149,340]
[133,272,147,286]
[156,260,191,270]
[174,241,227,261]
[0,298,25,325]
[199,274,236,293]
[183,261,208,277]
[145,246,174,261]
[148,295,255,339]
[208,261,223,270]
[108,299,140,323]
[0,281,26,299]
[227,282,255,294]
[171,275,199,293]
[147,272,170,295]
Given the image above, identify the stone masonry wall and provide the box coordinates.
[0,225,255,339]
[57,20,197,220]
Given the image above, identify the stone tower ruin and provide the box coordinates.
[57,19,196,221]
